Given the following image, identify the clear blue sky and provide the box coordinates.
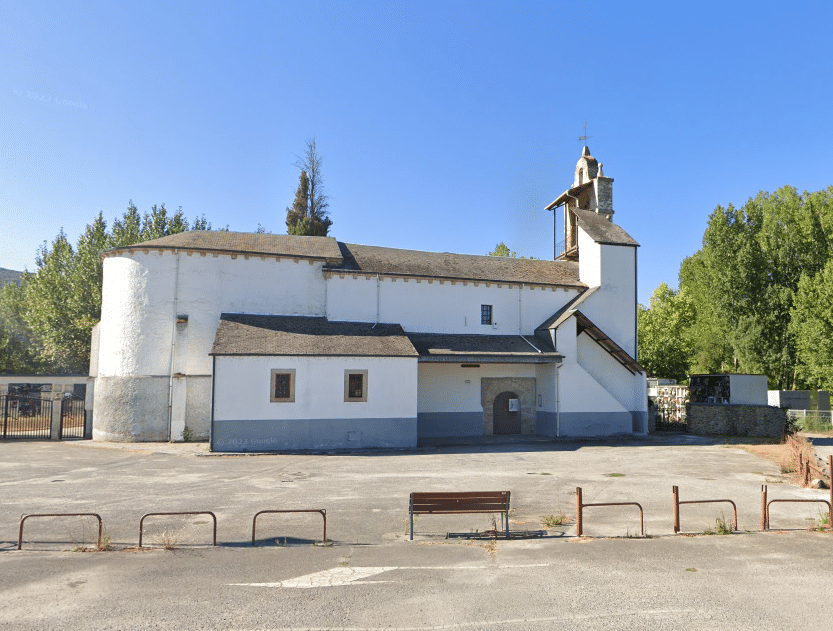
[2,1,832,305]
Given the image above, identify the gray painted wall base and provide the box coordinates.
[212,417,418,452]
[537,411,634,438]
[417,412,483,438]
[631,411,648,434]
[536,411,558,437]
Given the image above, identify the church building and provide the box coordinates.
[90,147,647,450]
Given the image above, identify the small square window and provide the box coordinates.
[270,369,295,402]
[344,369,368,402]
[481,304,492,325]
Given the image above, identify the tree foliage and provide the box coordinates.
[489,242,516,257]
[0,202,203,374]
[637,283,695,382]
[487,242,535,258]
[790,257,833,390]
[643,185,833,388]
[285,138,332,236]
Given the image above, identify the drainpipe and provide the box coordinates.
[167,253,180,442]
[372,274,380,328]
[518,284,523,335]
[556,361,562,437]
[209,355,215,452]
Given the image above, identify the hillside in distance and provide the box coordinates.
[0,267,23,286]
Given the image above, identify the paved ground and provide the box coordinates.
[1,435,832,629]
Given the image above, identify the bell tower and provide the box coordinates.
[545,145,615,260]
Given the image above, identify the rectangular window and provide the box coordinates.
[270,369,295,402]
[344,369,368,402]
[481,304,492,325]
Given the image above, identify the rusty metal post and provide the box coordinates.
[760,485,767,531]
[576,487,583,536]
[805,460,811,487]
[672,486,680,533]
[829,455,832,526]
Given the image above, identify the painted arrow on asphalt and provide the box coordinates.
[230,564,550,589]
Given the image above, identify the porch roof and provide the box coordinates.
[407,333,562,364]
[211,314,418,357]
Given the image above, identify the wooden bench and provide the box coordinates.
[408,491,511,540]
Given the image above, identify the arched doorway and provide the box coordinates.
[493,391,521,435]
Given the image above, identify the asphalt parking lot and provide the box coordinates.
[2,435,832,630]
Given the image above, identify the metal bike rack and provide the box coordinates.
[138,511,217,547]
[672,486,738,533]
[252,509,327,546]
[18,513,102,550]
[575,487,644,537]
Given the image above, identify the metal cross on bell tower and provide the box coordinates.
[577,120,592,145]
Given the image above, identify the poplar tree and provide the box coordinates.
[285,138,332,236]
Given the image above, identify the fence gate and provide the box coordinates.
[652,402,688,432]
[1,395,52,439]
[60,395,85,439]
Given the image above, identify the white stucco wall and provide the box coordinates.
[576,332,646,412]
[576,242,637,358]
[416,363,538,413]
[535,363,557,413]
[578,228,602,288]
[98,251,327,379]
[729,375,768,405]
[214,355,418,421]
[327,274,579,334]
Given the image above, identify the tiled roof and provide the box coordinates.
[211,314,418,357]
[572,209,639,247]
[104,231,583,287]
[407,333,561,363]
[107,231,344,262]
[333,243,584,288]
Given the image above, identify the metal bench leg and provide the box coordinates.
[505,510,509,537]
[410,511,414,541]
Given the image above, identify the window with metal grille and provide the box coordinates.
[344,370,368,402]
[481,304,492,325]
[270,369,295,402]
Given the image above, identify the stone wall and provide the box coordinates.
[686,403,786,438]
[481,377,536,435]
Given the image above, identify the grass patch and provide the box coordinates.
[604,473,626,477]
[685,568,697,572]
[541,513,568,528]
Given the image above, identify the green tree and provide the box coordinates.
[141,204,188,241]
[673,186,833,388]
[487,242,535,258]
[489,242,516,257]
[678,251,734,374]
[0,277,44,374]
[286,170,311,235]
[790,258,833,390]
[286,139,332,236]
[6,202,207,374]
[637,283,695,382]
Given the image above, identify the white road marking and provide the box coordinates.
[230,563,550,589]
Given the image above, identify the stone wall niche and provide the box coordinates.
[481,377,536,435]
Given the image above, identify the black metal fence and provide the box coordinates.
[652,403,688,432]
[1,395,52,439]
[60,395,85,439]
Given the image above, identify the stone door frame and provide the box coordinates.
[481,377,536,435]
